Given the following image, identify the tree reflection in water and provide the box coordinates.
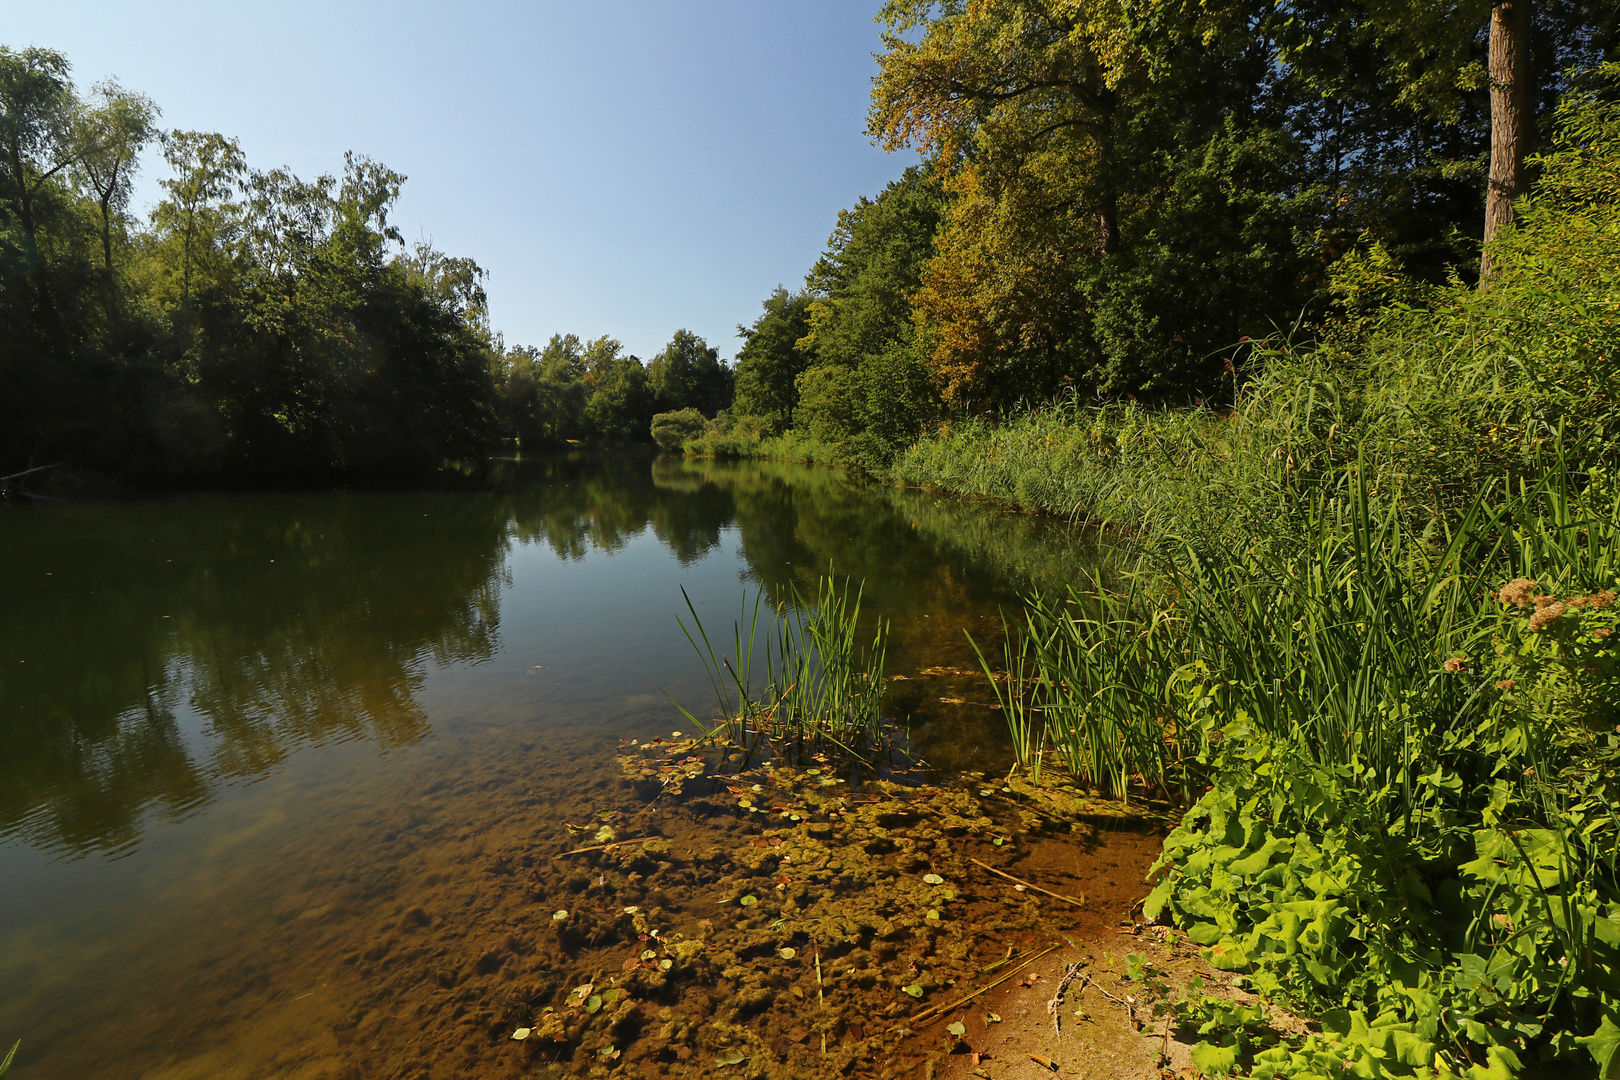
[0,452,1112,859]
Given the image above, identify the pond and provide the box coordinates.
[0,453,1142,1079]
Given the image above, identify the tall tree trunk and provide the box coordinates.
[7,141,58,328]
[99,193,119,326]
[1480,0,1532,285]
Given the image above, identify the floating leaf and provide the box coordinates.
[715,1049,747,1066]
[904,983,924,998]
[601,988,623,1004]
[947,1021,966,1037]
[780,947,797,959]
[739,895,758,907]
[552,909,569,921]
[598,1045,620,1060]
[584,995,602,1014]
[511,1027,531,1041]
[660,958,673,970]
[923,873,945,885]
[927,909,941,921]
[993,838,1005,846]
[641,949,657,961]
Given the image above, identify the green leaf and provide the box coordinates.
[739,895,758,907]
[585,995,602,1014]
[1576,1013,1620,1078]
[904,983,924,998]
[1190,1040,1239,1075]
[947,1021,966,1036]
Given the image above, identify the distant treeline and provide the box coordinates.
[0,46,731,480]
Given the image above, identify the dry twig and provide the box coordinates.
[970,858,1087,909]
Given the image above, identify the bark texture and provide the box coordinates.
[1481,0,1532,283]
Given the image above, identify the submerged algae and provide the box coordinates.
[489,742,1169,1078]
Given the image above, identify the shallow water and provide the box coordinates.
[0,453,1124,1079]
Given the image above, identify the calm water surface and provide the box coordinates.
[0,454,1109,1079]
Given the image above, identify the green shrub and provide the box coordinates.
[650,407,706,452]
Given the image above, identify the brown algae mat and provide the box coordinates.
[481,738,1175,1079]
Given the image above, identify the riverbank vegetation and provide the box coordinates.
[946,67,1619,1079]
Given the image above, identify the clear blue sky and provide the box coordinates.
[9,1,916,361]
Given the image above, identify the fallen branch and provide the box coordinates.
[1049,960,1087,1037]
[896,942,1062,1032]
[551,835,659,858]
[970,858,1087,909]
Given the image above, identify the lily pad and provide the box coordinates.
[903,983,924,998]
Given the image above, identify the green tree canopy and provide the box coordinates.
[648,328,731,415]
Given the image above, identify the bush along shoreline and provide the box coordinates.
[682,66,1620,1078]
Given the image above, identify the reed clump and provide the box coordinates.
[672,574,889,763]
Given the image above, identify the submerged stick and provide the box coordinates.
[970,858,1087,909]
[897,942,1061,1031]
[814,939,825,1006]
[551,835,658,858]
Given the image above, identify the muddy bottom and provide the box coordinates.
[5,729,1170,1080]
[276,738,1171,1080]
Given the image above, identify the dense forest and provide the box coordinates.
[709,0,1617,470]
[0,45,729,479]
